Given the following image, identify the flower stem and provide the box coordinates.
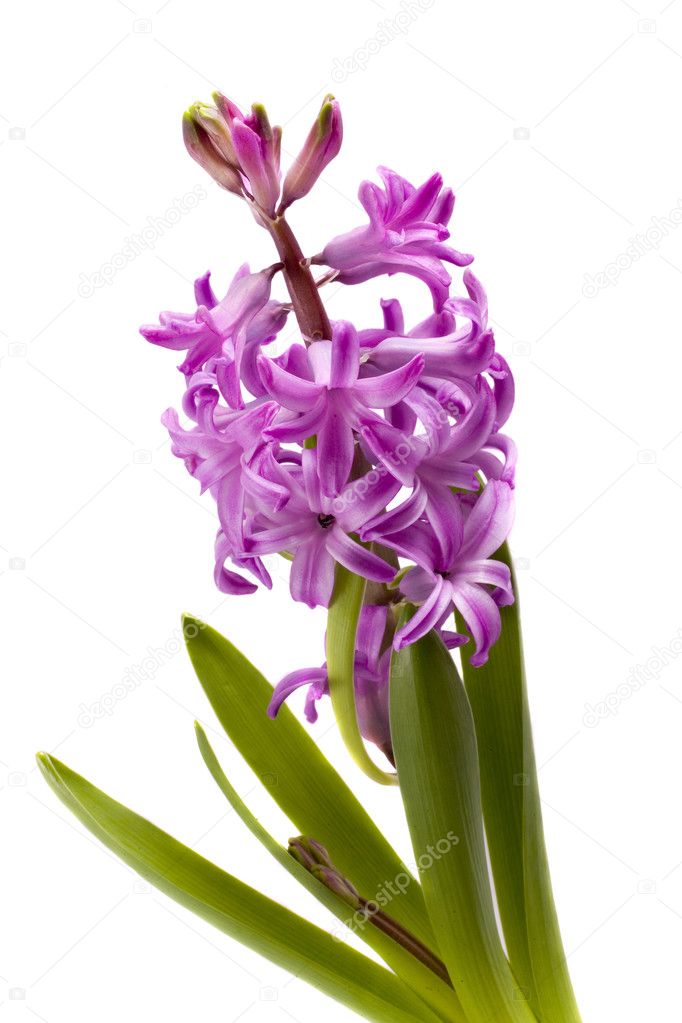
[266,215,332,341]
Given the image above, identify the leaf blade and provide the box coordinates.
[195,724,465,1023]
[37,753,440,1023]
[457,544,582,1021]
[390,617,538,1023]
[183,615,431,946]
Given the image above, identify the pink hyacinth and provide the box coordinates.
[142,93,518,738]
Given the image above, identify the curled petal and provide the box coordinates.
[356,605,388,675]
[257,356,324,411]
[334,470,403,534]
[393,575,454,650]
[459,480,514,562]
[456,558,514,606]
[325,528,395,584]
[265,403,327,443]
[354,354,424,408]
[194,271,217,309]
[360,480,428,542]
[214,533,270,595]
[451,579,502,667]
[267,666,328,720]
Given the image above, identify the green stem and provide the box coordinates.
[326,564,398,785]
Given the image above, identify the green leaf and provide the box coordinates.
[390,614,538,1023]
[326,565,398,785]
[195,724,465,1023]
[182,615,431,947]
[457,544,582,1022]
[37,753,440,1023]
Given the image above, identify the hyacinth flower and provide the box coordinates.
[316,166,473,308]
[268,604,467,761]
[258,319,425,495]
[385,479,516,664]
[267,604,394,755]
[38,91,585,1023]
[244,449,399,608]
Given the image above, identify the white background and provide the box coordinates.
[3,1,682,1020]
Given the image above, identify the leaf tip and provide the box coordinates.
[36,752,60,789]
[181,613,206,643]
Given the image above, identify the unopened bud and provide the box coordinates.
[280,95,342,210]
[288,836,361,909]
[182,94,282,216]
[312,866,362,909]
[182,111,243,195]
[288,835,334,871]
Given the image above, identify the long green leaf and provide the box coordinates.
[195,724,464,1023]
[183,615,431,946]
[457,544,582,1021]
[390,616,538,1023]
[326,565,398,785]
[37,753,439,1023]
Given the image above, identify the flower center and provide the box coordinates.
[317,513,335,529]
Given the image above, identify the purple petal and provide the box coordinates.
[393,575,454,650]
[214,533,269,595]
[450,579,502,667]
[354,354,424,408]
[356,605,388,675]
[265,403,327,443]
[216,472,247,549]
[356,415,418,486]
[488,354,515,430]
[379,520,443,572]
[267,666,328,719]
[302,448,324,511]
[360,481,428,541]
[231,120,279,215]
[330,321,360,388]
[258,356,324,411]
[325,528,395,583]
[381,298,404,334]
[246,519,314,556]
[290,537,336,608]
[317,399,355,497]
[398,564,437,603]
[423,484,464,568]
[459,480,514,561]
[439,628,468,650]
[334,470,402,533]
[457,558,514,606]
[477,433,517,486]
[194,271,217,308]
